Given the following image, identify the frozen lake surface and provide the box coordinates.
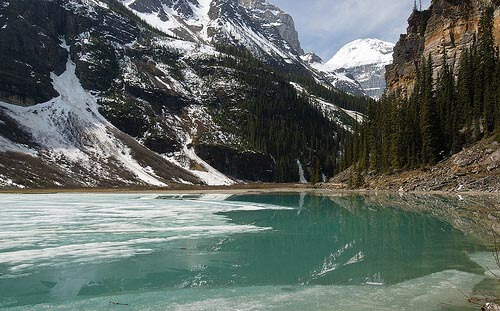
[0,193,497,310]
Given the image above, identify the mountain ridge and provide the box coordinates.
[120,0,378,96]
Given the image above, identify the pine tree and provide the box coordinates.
[420,55,442,165]
[478,6,497,135]
[354,163,364,188]
[436,49,455,154]
[389,95,402,169]
[312,159,321,184]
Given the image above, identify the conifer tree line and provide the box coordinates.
[204,44,373,182]
[343,6,500,180]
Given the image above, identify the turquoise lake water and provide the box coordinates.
[0,193,498,310]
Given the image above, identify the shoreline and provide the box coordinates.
[1,183,500,197]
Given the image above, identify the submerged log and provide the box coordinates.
[110,301,129,306]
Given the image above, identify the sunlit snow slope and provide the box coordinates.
[0,53,202,188]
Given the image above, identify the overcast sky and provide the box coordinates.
[271,0,432,60]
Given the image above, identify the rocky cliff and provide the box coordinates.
[238,0,304,54]
[386,0,500,96]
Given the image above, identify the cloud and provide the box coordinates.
[271,0,431,59]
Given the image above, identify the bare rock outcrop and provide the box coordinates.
[324,137,500,192]
[238,0,304,54]
[386,0,500,97]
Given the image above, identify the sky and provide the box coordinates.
[272,0,432,60]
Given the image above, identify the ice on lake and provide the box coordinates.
[0,193,497,310]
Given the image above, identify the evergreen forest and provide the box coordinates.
[343,6,500,186]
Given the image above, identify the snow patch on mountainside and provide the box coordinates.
[121,0,212,43]
[190,0,212,41]
[0,57,169,187]
[0,175,26,189]
[0,136,37,155]
[163,105,236,186]
[165,135,235,186]
[324,38,394,70]
[290,82,364,132]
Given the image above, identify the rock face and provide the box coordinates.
[0,1,70,106]
[301,52,323,65]
[341,64,388,99]
[386,0,500,97]
[238,0,304,54]
[321,70,366,97]
[195,144,275,182]
[301,53,365,96]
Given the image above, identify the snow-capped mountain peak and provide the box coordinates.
[311,38,395,99]
[325,38,394,70]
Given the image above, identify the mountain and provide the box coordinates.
[325,39,394,70]
[0,0,370,188]
[120,0,304,63]
[122,0,367,96]
[301,52,366,97]
[310,39,395,99]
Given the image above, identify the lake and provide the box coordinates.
[0,192,498,310]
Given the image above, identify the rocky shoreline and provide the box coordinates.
[322,137,500,193]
